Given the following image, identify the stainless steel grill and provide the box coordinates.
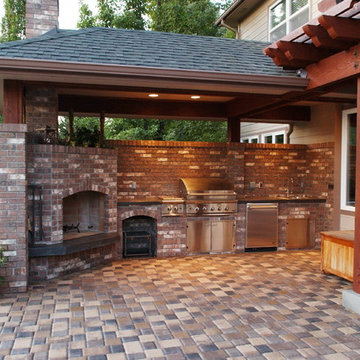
[180,178,237,216]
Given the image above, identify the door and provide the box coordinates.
[211,220,235,252]
[187,220,211,252]
[286,218,309,249]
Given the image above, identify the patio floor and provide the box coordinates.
[1,250,360,360]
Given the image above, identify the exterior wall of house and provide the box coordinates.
[0,124,28,294]
[290,104,337,145]
[240,122,289,142]
[238,0,323,42]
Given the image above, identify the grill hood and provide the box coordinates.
[180,178,236,200]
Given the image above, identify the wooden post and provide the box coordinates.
[3,80,23,124]
[354,76,360,293]
[100,111,105,141]
[227,117,241,142]
[67,108,74,141]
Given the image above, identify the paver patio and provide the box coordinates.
[0,250,359,360]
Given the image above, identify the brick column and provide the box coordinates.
[25,86,58,133]
[26,0,59,38]
[0,124,28,293]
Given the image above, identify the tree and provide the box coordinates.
[149,0,222,36]
[0,0,26,42]
[78,0,147,30]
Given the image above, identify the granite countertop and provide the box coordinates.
[237,195,327,203]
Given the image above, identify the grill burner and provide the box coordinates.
[180,178,237,216]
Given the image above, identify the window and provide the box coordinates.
[261,130,286,144]
[341,108,357,211]
[241,136,259,143]
[269,0,309,42]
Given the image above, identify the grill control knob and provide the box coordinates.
[174,206,178,211]
[167,206,171,211]
[225,207,229,211]
[202,206,207,211]
[218,206,222,211]
[195,207,200,212]
[210,207,215,211]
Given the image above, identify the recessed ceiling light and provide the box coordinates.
[191,95,201,99]
[148,93,159,98]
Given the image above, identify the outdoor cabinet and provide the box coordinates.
[186,220,235,253]
[286,218,309,249]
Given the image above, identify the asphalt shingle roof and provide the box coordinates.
[0,27,296,77]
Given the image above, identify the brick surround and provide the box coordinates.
[0,124,28,294]
[27,145,118,244]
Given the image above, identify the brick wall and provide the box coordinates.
[25,86,58,133]
[112,140,228,200]
[306,143,335,230]
[29,244,116,282]
[0,124,28,293]
[26,0,59,38]
[27,145,118,244]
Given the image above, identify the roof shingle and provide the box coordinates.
[0,27,296,77]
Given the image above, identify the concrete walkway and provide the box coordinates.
[0,250,359,360]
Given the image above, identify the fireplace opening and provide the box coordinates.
[122,216,157,258]
[63,191,106,240]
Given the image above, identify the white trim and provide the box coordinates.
[341,107,357,212]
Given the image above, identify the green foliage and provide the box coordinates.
[149,0,222,36]
[0,246,8,286]
[0,0,26,42]
[78,0,147,30]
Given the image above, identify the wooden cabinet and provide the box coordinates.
[321,231,354,282]
[286,218,309,249]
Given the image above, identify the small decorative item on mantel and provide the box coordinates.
[34,125,57,144]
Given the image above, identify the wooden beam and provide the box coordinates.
[100,111,105,141]
[319,15,360,42]
[277,40,334,63]
[263,47,311,69]
[306,43,360,90]
[67,108,74,142]
[247,105,311,122]
[227,117,241,142]
[303,24,355,50]
[58,95,227,120]
[3,80,23,124]
[353,76,360,294]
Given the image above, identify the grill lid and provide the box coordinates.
[180,178,236,199]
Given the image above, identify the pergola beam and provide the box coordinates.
[319,15,360,42]
[306,43,360,90]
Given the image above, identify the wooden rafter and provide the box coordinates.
[277,41,335,63]
[263,47,311,69]
[303,24,355,50]
[319,15,360,42]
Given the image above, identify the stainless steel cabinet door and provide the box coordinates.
[211,220,235,252]
[186,221,211,252]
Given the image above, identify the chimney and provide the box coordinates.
[26,0,59,38]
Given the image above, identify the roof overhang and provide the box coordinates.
[0,57,308,96]
[215,0,263,30]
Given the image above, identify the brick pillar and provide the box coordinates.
[25,86,58,134]
[26,0,59,38]
[0,124,28,293]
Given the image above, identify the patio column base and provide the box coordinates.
[342,289,360,314]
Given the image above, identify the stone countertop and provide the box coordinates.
[237,196,327,203]
[118,197,163,205]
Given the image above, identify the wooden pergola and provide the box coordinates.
[265,0,360,294]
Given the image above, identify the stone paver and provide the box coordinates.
[0,250,359,360]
